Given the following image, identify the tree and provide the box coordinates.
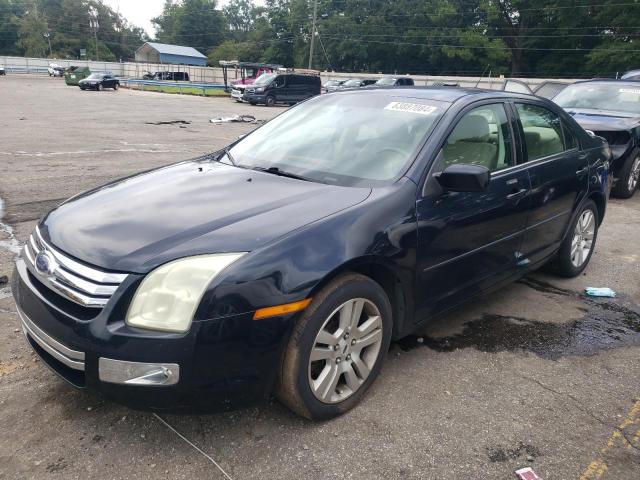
[153,0,227,52]
[17,6,49,57]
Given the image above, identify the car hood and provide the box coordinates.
[564,108,640,131]
[40,159,371,273]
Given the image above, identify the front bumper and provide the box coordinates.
[12,258,294,413]
[242,93,267,104]
[231,88,245,100]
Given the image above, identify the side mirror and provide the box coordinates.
[435,164,490,193]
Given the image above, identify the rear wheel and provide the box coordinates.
[550,199,599,277]
[113,83,119,90]
[612,152,640,198]
[276,273,392,420]
[97,83,103,91]
[265,95,275,107]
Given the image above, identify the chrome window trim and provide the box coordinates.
[17,307,85,371]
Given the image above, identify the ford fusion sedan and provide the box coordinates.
[13,87,610,420]
[553,80,640,198]
[79,73,119,91]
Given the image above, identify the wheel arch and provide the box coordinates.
[307,256,414,340]
[588,190,606,226]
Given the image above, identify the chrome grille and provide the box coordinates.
[23,226,128,308]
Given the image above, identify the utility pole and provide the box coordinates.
[308,0,318,69]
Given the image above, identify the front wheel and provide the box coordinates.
[265,95,275,107]
[550,199,599,277]
[612,153,640,199]
[113,83,119,90]
[97,83,103,91]
[276,273,392,420]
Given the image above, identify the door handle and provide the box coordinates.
[506,188,528,203]
[576,167,589,177]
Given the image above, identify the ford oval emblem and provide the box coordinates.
[35,251,56,275]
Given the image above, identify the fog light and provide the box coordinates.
[98,358,179,386]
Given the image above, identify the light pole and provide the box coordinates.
[89,7,99,61]
[44,32,52,58]
[308,0,318,69]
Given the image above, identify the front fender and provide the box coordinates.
[199,180,419,331]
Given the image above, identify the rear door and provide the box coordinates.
[415,101,532,319]
[512,102,589,265]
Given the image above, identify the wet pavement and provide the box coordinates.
[397,290,640,361]
[1,75,639,479]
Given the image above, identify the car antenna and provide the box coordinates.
[475,64,490,88]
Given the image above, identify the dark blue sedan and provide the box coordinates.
[12,87,611,420]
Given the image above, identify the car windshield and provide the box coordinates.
[254,74,276,86]
[376,78,397,86]
[86,73,104,80]
[554,83,640,114]
[228,93,448,187]
[325,80,340,86]
[343,79,363,87]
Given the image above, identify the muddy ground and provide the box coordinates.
[0,75,638,479]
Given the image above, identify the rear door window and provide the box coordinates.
[515,103,564,161]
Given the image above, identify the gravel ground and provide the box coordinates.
[0,75,638,480]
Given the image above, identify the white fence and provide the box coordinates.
[0,55,579,90]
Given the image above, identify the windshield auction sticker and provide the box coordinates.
[385,102,438,115]
[619,88,640,95]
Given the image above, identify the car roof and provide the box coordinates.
[572,78,640,86]
[330,86,541,103]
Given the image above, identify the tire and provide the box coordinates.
[276,273,392,420]
[612,152,640,199]
[97,83,103,91]
[113,83,119,91]
[265,95,275,107]
[549,199,599,278]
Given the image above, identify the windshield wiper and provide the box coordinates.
[214,147,236,166]
[251,166,309,182]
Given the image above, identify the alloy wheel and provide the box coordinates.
[308,298,383,404]
[571,210,596,268]
[628,156,640,192]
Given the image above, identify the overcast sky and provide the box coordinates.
[103,0,261,38]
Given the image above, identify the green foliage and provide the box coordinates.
[3,0,640,77]
[3,0,147,60]
[152,0,227,52]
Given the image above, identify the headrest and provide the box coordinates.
[448,114,490,143]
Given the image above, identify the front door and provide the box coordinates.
[512,102,589,265]
[415,102,532,320]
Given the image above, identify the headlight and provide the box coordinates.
[255,87,265,93]
[126,253,246,333]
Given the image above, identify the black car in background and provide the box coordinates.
[375,76,415,87]
[243,73,321,106]
[553,80,640,198]
[152,71,190,81]
[338,78,377,89]
[13,88,610,420]
[79,73,119,91]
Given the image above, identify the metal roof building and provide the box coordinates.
[135,42,207,66]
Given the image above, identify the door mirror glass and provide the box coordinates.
[435,164,490,192]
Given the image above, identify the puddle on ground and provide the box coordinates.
[397,298,640,360]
